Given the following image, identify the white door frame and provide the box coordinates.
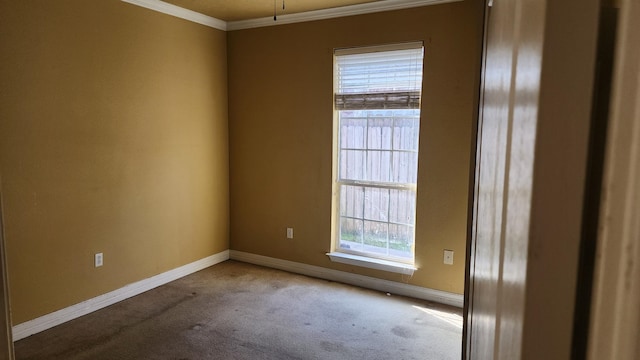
[587,0,640,358]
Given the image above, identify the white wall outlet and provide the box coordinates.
[286,227,294,239]
[95,253,104,267]
[443,250,454,265]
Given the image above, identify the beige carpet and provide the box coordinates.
[15,260,462,359]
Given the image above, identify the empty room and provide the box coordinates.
[0,0,482,358]
[4,0,636,359]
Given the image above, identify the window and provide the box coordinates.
[331,42,424,267]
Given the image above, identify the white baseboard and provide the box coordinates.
[229,250,463,308]
[13,249,462,341]
[12,250,229,341]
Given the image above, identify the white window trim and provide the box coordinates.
[326,252,417,275]
[334,41,424,56]
[331,42,424,268]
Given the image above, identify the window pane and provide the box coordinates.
[364,187,389,221]
[392,151,418,183]
[340,217,363,252]
[339,150,366,181]
[389,189,416,225]
[340,116,366,149]
[366,150,391,182]
[340,185,364,218]
[389,224,414,259]
[367,118,393,150]
[363,220,389,255]
[393,117,420,151]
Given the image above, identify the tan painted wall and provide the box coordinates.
[228,0,483,294]
[0,0,229,324]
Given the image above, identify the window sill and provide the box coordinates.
[326,252,416,275]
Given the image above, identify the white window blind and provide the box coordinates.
[334,43,424,110]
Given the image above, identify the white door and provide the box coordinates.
[465,0,601,358]
[0,190,15,360]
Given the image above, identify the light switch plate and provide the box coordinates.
[286,227,294,239]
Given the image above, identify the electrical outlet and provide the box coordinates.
[95,253,103,267]
[443,250,454,265]
[286,227,294,239]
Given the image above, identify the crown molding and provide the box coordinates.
[122,0,227,31]
[226,0,462,31]
[123,0,461,32]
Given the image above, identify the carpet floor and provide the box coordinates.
[14,260,462,360]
